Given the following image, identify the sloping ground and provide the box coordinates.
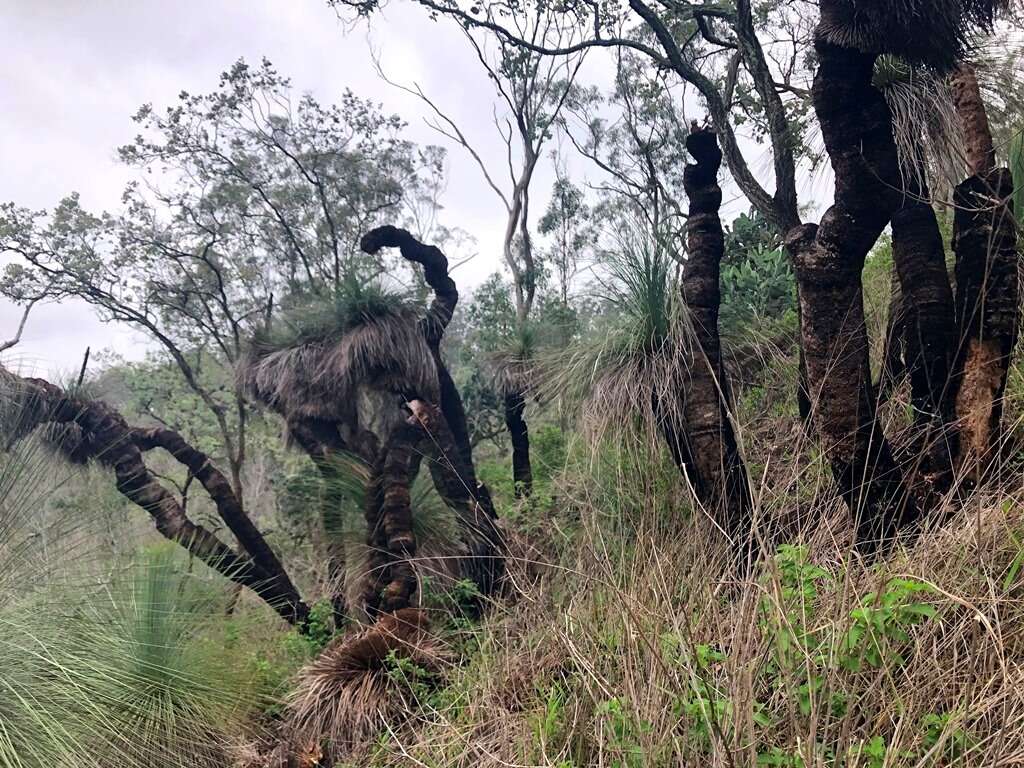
[335,454,1024,767]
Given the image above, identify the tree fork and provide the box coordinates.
[1,370,310,627]
[787,29,917,547]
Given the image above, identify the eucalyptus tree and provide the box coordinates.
[0,58,444,541]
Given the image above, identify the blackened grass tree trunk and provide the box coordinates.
[503,392,532,499]
[672,127,754,549]
[889,165,959,493]
[0,369,310,627]
[361,226,506,604]
[786,26,917,549]
[949,79,1020,481]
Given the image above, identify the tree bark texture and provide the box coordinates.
[503,391,533,497]
[889,173,959,493]
[361,419,422,616]
[2,370,309,626]
[951,63,997,177]
[679,127,753,544]
[787,32,916,547]
[951,168,1020,480]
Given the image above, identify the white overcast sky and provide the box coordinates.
[0,0,805,377]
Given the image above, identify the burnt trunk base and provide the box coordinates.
[951,169,1020,483]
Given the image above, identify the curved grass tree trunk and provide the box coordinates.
[0,369,310,627]
[786,21,917,549]
[360,226,506,601]
[677,127,754,548]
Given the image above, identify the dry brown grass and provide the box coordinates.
[275,608,451,765]
[327,414,1024,767]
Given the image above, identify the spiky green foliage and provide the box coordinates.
[239,280,439,423]
[1,383,267,768]
[252,277,410,353]
[539,222,682,451]
[819,0,1016,70]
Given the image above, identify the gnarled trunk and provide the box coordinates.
[678,127,753,545]
[787,32,916,548]
[2,370,310,627]
[362,419,422,616]
[951,168,1019,481]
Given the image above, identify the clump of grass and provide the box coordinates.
[251,276,412,354]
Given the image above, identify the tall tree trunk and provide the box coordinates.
[503,391,533,497]
[786,29,916,548]
[947,66,1020,483]
[360,226,506,588]
[678,127,753,546]
[951,168,1019,481]
[889,173,959,494]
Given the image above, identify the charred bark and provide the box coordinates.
[889,173,959,493]
[131,425,306,619]
[359,227,507,606]
[951,168,1019,480]
[679,127,754,546]
[408,400,505,603]
[503,391,533,497]
[951,63,997,177]
[362,418,422,616]
[787,31,916,547]
[361,226,474,466]
[361,226,498,517]
[1,370,309,626]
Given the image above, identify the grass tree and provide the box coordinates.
[373,8,587,497]
[239,226,505,619]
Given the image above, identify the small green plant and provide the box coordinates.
[384,649,434,703]
[851,736,887,768]
[532,682,569,748]
[838,578,937,671]
[918,712,974,763]
[595,697,650,768]
[757,747,807,767]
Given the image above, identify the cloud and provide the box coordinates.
[0,0,536,371]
